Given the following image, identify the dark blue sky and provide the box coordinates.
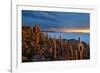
[22,10,90,32]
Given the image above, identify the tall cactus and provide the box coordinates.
[59,35,64,59]
[53,35,57,59]
[69,42,73,59]
[78,37,84,59]
[32,24,41,48]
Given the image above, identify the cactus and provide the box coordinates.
[69,42,73,60]
[78,37,84,59]
[53,35,57,59]
[59,35,64,59]
[32,24,41,48]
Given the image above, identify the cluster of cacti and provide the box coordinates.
[22,25,90,62]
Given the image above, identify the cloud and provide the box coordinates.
[22,10,90,30]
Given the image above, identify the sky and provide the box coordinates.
[22,10,90,33]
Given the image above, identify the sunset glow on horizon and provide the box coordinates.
[43,28,90,33]
[63,28,90,33]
